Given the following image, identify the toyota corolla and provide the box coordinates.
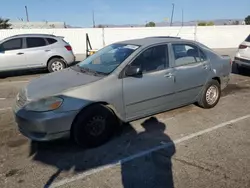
[13,36,231,148]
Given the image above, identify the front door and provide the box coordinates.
[0,38,26,71]
[170,43,210,105]
[122,44,176,121]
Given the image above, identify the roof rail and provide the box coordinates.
[146,36,181,39]
[10,34,56,37]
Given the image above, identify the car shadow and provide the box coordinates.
[29,117,175,188]
[0,69,48,79]
[0,62,80,79]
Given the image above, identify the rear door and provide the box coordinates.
[170,42,211,105]
[238,35,250,59]
[22,37,49,68]
[0,37,26,70]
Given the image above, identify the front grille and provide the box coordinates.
[16,88,27,108]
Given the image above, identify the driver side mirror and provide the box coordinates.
[125,65,143,77]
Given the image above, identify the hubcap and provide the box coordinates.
[85,116,106,136]
[51,61,64,72]
[206,85,219,105]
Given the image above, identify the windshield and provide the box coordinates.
[77,43,140,74]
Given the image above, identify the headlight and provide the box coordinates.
[24,97,63,112]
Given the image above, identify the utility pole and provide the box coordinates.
[92,10,96,28]
[25,6,29,22]
[170,3,175,26]
[182,9,184,26]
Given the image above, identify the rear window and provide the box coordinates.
[46,38,57,44]
[26,37,46,48]
[245,35,250,42]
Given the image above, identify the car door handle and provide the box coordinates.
[202,63,209,69]
[164,73,174,78]
[17,52,24,55]
[164,73,176,82]
[45,50,51,52]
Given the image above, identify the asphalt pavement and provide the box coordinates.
[0,50,250,188]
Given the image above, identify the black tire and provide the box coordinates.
[197,80,221,109]
[72,104,117,148]
[236,64,244,74]
[47,58,66,73]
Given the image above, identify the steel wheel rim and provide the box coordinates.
[206,85,219,105]
[85,116,106,136]
[51,61,64,71]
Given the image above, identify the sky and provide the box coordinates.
[0,0,249,27]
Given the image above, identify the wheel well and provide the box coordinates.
[212,77,221,85]
[47,56,65,66]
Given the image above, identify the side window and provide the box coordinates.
[131,45,169,73]
[46,38,57,44]
[172,44,205,66]
[1,38,22,51]
[26,37,46,48]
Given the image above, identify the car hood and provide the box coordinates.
[25,68,103,100]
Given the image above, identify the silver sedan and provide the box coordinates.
[13,36,232,148]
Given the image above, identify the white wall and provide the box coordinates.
[0,26,249,54]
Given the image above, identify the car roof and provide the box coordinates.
[3,34,57,40]
[117,36,196,47]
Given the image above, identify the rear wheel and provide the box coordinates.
[197,80,221,109]
[72,104,117,148]
[47,58,66,73]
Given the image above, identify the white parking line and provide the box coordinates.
[0,107,12,111]
[0,80,29,85]
[235,79,250,84]
[50,114,250,188]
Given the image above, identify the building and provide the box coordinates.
[9,21,67,29]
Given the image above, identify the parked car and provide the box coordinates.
[0,34,75,73]
[234,34,250,72]
[13,36,232,148]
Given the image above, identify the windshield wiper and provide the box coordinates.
[77,65,108,76]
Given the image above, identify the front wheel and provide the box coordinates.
[72,104,117,148]
[197,80,221,109]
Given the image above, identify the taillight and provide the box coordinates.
[65,45,72,51]
[239,44,247,49]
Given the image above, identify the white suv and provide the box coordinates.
[234,34,250,72]
[0,34,75,73]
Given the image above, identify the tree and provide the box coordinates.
[245,15,250,25]
[198,21,207,26]
[0,18,11,29]
[145,21,156,27]
[206,21,214,26]
[232,20,240,25]
[97,24,105,28]
[198,21,214,26]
